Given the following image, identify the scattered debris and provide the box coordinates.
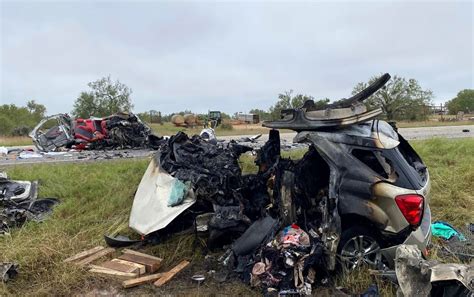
[242,223,325,295]
[0,262,19,283]
[64,247,191,290]
[89,265,138,279]
[104,234,141,248]
[154,260,190,287]
[0,147,8,157]
[63,246,105,263]
[432,221,466,241]
[76,248,115,266]
[100,260,142,275]
[122,273,164,288]
[191,274,205,284]
[199,128,217,143]
[18,151,43,159]
[0,172,59,235]
[29,112,163,152]
[432,223,474,262]
[129,132,251,238]
[111,259,146,275]
[64,246,181,288]
[237,134,262,143]
[118,249,162,273]
[395,245,473,296]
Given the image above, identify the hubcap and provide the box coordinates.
[340,235,382,269]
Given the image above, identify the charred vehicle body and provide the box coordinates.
[263,73,431,269]
[128,73,431,293]
[29,112,161,152]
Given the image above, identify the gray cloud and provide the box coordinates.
[1,0,472,115]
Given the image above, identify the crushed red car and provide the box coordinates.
[29,112,162,152]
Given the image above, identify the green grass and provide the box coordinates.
[1,138,473,295]
[411,138,474,226]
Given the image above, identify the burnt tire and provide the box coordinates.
[337,225,383,270]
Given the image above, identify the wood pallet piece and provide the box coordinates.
[122,273,164,288]
[154,260,190,287]
[111,259,146,275]
[89,266,137,280]
[122,249,163,262]
[118,253,161,273]
[63,246,105,263]
[99,260,141,275]
[76,247,115,266]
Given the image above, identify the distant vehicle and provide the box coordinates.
[237,113,259,124]
[205,111,222,128]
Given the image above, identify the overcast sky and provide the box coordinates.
[1,0,473,115]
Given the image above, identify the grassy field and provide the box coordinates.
[0,138,473,296]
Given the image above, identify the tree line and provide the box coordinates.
[1,75,472,136]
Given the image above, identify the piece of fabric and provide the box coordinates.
[129,159,196,235]
[167,179,189,207]
[278,224,311,248]
[431,221,466,241]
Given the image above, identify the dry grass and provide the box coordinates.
[396,120,474,128]
[0,136,32,147]
[0,138,473,295]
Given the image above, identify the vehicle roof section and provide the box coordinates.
[294,120,400,149]
[262,73,391,131]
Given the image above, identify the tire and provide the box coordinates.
[337,225,383,270]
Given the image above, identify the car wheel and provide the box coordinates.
[338,225,383,270]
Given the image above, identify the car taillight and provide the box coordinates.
[395,194,424,227]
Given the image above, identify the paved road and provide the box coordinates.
[222,124,474,143]
[1,125,472,166]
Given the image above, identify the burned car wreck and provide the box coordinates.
[29,112,162,152]
[127,73,434,294]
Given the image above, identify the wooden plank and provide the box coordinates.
[89,267,137,280]
[99,260,140,275]
[118,253,161,273]
[64,246,105,263]
[122,273,164,289]
[89,264,118,271]
[111,259,146,275]
[153,260,190,287]
[76,248,115,266]
[122,249,163,262]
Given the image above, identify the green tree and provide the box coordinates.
[269,90,330,120]
[26,100,47,119]
[0,101,47,135]
[72,76,133,118]
[446,89,474,115]
[352,75,433,121]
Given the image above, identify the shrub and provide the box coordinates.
[220,122,233,130]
